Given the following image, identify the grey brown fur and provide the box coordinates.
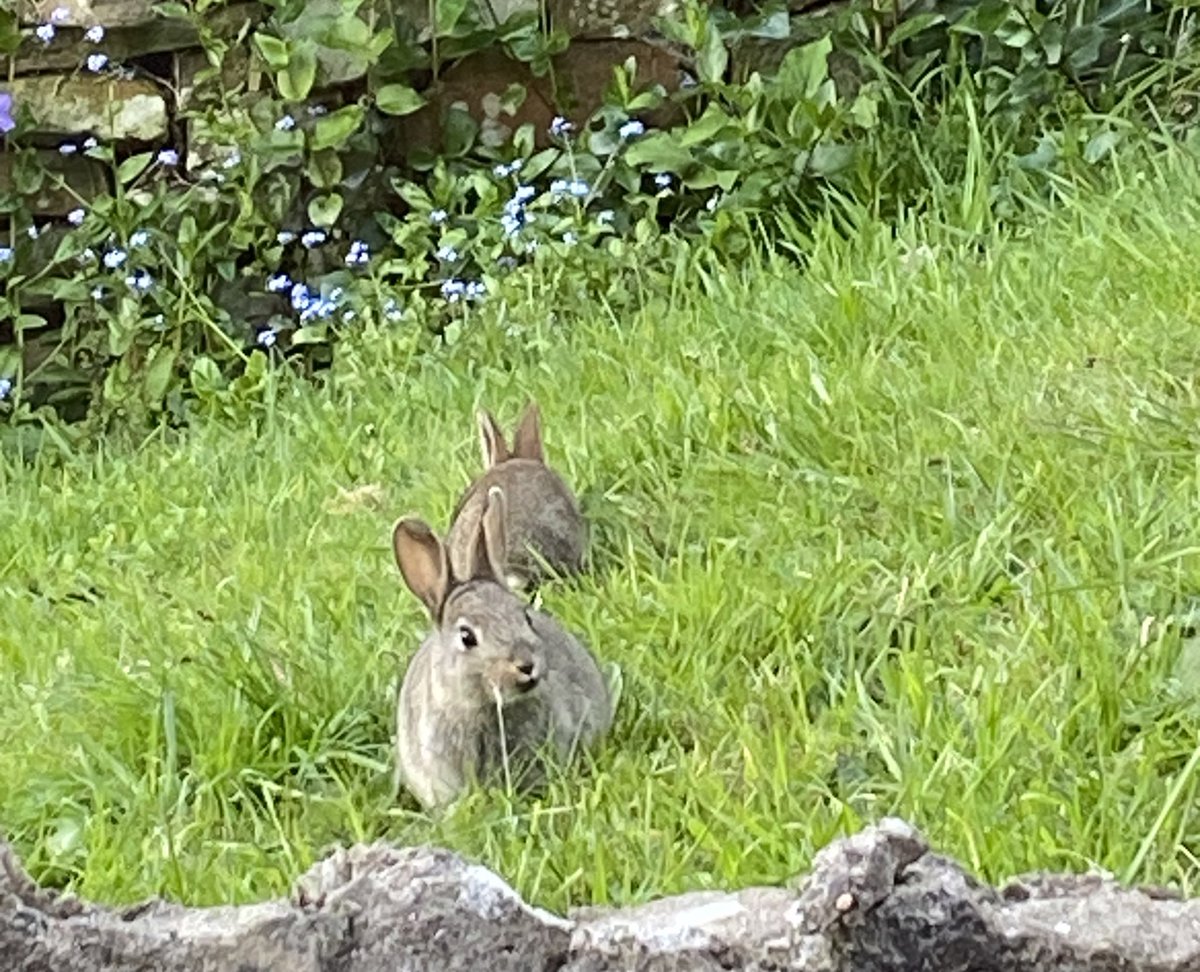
[392,485,611,810]
[446,402,586,590]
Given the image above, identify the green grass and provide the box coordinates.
[5,149,1200,912]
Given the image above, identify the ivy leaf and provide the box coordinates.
[279,40,318,101]
[375,84,426,117]
[443,106,479,157]
[311,105,365,151]
[435,0,471,35]
[254,33,291,71]
[308,192,344,227]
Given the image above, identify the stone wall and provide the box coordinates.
[4,817,1199,970]
[0,0,852,221]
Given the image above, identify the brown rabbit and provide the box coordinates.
[446,402,586,590]
[392,485,612,810]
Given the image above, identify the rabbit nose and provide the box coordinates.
[516,660,536,678]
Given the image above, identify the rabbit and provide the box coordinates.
[446,401,587,591]
[392,484,613,810]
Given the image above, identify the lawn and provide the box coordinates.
[4,151,1200,912]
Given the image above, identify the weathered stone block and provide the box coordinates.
[7,75,167,141]
[387,40,686,159]
[6,817,1200,971]
[17,0,158,28]
[0,151,110,215]
[3,4,264,77]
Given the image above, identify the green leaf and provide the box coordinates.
[697,27,728,83]
[292,325,329,345]
[443,106,479,157]
[678,103,736,147]
[310,105,365,151]
[887,13,945,48]
[254,33,291,70]
[435,0,471,34]
[1084,129,1120,165]
[190,356,225,397]
[279,40,318,101]
[375,83,426,116]
[624,132,694,171]
[307,192,344,227]
[143,345,177,403]
[306,148,344,188]
[116,152,153,187]
[775,34,832,100]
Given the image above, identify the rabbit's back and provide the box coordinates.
[448,459,585,583]
[532,611,613,751]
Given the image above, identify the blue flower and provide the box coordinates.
[618,119,645,139]
[654,172,672,188]
[549,116,572,137]
[0,92,14,134]
[301,230,326,249]
[50,7,69,23]
[500,211,525,237]
[597,209,614,224]
[221,150,241,169]
[130,229,149,247]
[550,178,588,199]
[124,269,153,292]
[0,247,12,263]
[86,53,108,72]
[436,244,459,262]
[383,298,402,321]
[59,142,78,155]
[257,329,278,348]
[103,248,127,269]
[290,282,312,311]
[341,309,356,323]
[79,247,96,263]
[513,184,536,204]
[429,208,448,225]
[275,115,295,131]
[157,148,179,166]
[90,285,104,299]
[67,208,85,226]
[83,136,97,149]
[0,376,12,400]
[276,230,296,244]
[267,273,291,293]
[345,240,370,267]
[441,279,466,302]
[85,25,105,43]
[562,231,577,245]
[35,23,56,43]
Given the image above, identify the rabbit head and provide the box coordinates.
[393,486,543,706]
[477,401,545,469]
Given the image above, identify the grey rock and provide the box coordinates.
[5,817,1200,971]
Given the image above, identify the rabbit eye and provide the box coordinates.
[457,625,478,650]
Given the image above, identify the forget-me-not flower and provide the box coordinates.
[0,92,14,134]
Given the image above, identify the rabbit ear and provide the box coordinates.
[392,518,449,618]
[511,401,544,462]
[477,409,510,468]
[461,486,508,584]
